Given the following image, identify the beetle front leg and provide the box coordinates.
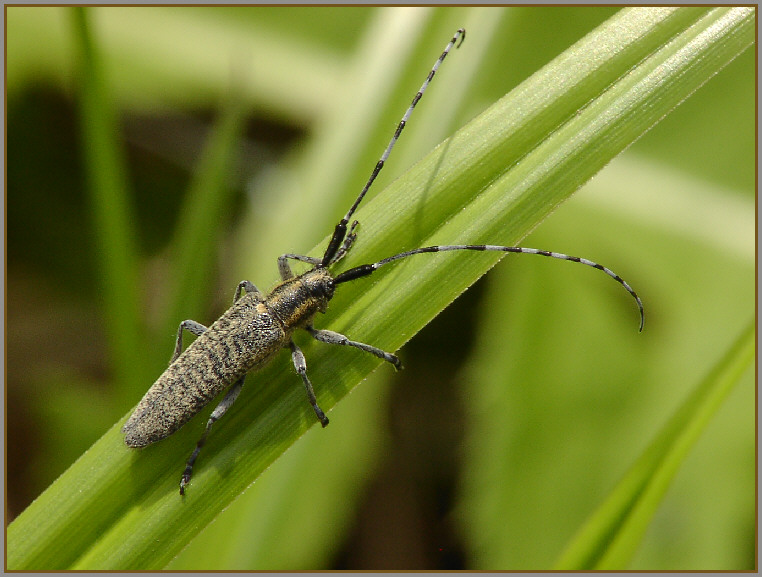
[277,254,322,281]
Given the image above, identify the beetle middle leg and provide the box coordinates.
[172,320,208,362]
[307,325,402,370]
[180,376,246,495]
[289,340,330,427]
[172,281,261,363]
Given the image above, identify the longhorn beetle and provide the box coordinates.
[122,28,645,495]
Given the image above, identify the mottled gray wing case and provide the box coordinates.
[122,298,285,447]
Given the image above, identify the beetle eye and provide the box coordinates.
[318,279,335,300]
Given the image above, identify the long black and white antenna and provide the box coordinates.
[322,28,466,267]
[334,244,645,331]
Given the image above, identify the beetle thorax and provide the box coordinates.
[266,267,336,329]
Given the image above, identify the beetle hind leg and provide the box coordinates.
[179,376,245,496]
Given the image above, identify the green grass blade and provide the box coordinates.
[555,319,755,569]
[6,6,754,570]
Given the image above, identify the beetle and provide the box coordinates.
[122,28,644,495]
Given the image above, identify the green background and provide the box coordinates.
[6,6,755,570]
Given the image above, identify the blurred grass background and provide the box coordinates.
[6,6,754,570]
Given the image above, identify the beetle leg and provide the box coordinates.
[277,254,322,280]
[180,376,245,495]
[289,340,329,427]
[234,280,261,303]
[171,320,208,363]
[306,325,402,370]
